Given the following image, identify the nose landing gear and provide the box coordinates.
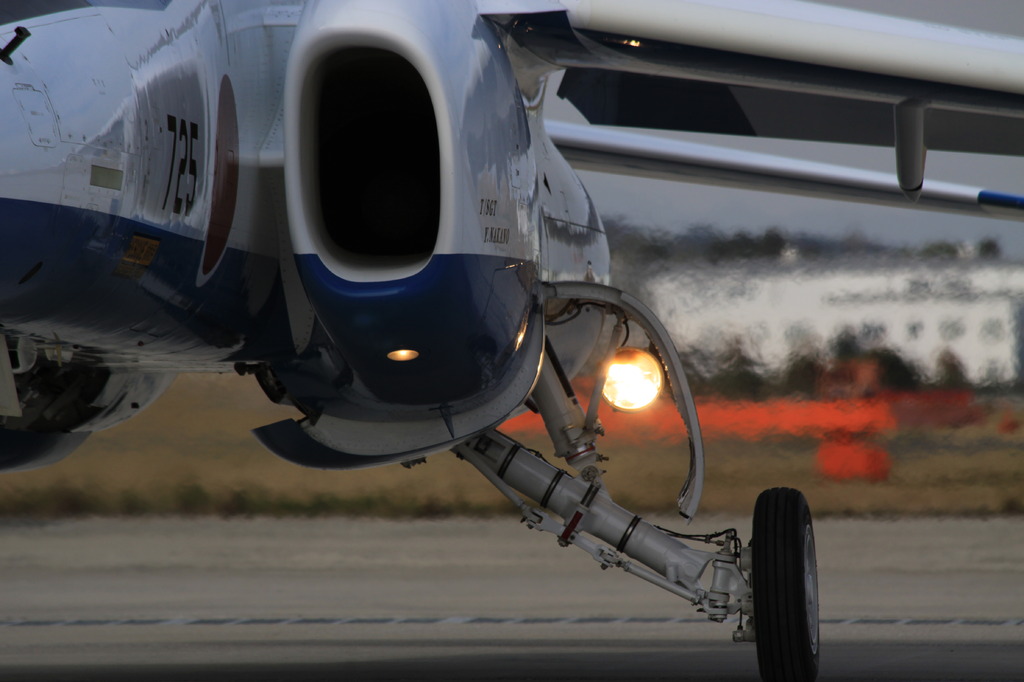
[455,281,820,682]
[456,429,820,682]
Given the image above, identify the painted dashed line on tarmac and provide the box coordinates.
[0,617,1019,628]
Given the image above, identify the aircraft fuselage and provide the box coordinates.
[0,3,305,368]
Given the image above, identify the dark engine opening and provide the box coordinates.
[317,49,440,259]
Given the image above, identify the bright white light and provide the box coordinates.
[602,348,663,411]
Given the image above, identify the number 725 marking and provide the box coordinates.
[162,114,200,216]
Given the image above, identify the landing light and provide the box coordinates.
[387,349,419,362]
[602,348,663,412]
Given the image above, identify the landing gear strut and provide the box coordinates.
[455,281,819,682]
[457,428,820,682]
[453,430,749,619]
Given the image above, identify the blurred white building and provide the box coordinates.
[645,258,1024,384]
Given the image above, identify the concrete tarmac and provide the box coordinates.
[0,516,1021,681]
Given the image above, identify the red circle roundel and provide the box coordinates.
[201,74,239,276]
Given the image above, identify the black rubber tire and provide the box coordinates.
[752,487,820,682]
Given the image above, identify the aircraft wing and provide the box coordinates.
[496,0,1024,212]
[547,120,1024,222]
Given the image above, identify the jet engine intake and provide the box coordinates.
[314,48,440,265]
[259,1,544,463]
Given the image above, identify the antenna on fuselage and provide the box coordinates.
[0,27,30,66]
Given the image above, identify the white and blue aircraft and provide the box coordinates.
[2,2,1023,680]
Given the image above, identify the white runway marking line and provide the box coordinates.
[0,617,1020,628]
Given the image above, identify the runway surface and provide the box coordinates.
[0,515,1021,680]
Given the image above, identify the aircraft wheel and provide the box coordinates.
[752,487,819,682]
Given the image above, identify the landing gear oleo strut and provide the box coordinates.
[453,282,820,682]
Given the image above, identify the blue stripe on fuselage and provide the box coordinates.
[1,194,542,408]
[295,253,538,407]
[0,197,292,364]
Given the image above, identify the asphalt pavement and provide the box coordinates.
[0,516,1020,681]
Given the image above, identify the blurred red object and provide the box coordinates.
[503,389,986,483]
[817,432,891,482]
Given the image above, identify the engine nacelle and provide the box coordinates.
[0,361,175,472]
[261,0,549,464]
